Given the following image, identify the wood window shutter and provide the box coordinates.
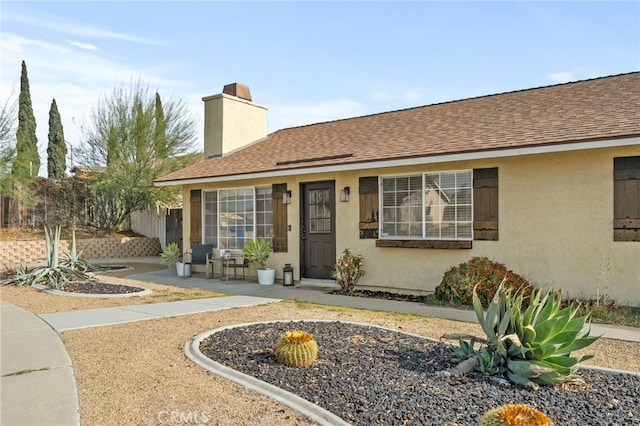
[272,183,288,252]
[473,168,499,241]
[614,156,640,242]
[359,176,379,239]
[190,190,202,246]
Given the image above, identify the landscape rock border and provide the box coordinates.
[33,283,152,298]
[187,320,639,425]
[186,319,448,426]
[187,320,352,426]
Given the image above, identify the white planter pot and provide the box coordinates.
[176,261,191,277]
[257,268,276,285]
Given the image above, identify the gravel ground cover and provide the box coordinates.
[201,321,640,425]
[2,263,639,425]
[60,281,145,294]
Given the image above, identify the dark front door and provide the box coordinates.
[301,181,336,279]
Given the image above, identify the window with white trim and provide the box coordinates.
[381,170,473,240]
[255,187,273,241]
[203,186,273,249]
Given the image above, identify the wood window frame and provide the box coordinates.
[363,167,498,249]
[272,183,288,252]
[190,190,202,246]
[614,156,640,242]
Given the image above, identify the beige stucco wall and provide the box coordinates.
[182,145,640,306]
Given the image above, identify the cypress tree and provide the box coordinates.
[47,98,67,179]
[154,92,167,158]
[12,60,39,179]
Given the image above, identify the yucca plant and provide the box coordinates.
[479,404,554,426]
[242,238,272,270]
[442,281,599,388]
[160,242,182,267]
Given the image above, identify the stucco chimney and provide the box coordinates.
[202,83,268,158]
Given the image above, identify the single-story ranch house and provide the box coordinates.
[155,73,639,306]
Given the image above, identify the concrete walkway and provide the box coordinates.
[1,301,80,426]
[39,295,281,332]
[2,257,638,425]
[117,262,640,342]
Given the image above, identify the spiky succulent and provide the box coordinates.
[273,330,318,367]
[4,226,91,289]
[473,282,598,387]
[479,404,553,426]
[60,229,97,272]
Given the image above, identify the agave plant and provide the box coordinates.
[60,229,97,272]
[441,281,599,388]
[5,225,92,289]
[3,263,32,286]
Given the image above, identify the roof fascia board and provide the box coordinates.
[155,136,639,187]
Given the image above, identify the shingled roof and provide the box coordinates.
[156,72,640,185]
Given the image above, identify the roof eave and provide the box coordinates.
[154,135,640,187]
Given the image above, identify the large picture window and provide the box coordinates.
[203,186,273,249]
[381,170,472,240]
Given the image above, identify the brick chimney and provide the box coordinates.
[202,83,268,158]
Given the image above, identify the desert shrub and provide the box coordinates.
[331,248,364,296]
[434,257,531,307]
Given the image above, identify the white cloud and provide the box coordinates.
[69,41,99,51]
[547,72,575,83]
[3,9,163,46]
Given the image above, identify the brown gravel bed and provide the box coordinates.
[1,264,639,425]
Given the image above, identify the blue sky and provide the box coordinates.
[1,1,638,176]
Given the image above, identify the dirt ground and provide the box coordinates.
[1,264,639,425]
[0,226,143,241]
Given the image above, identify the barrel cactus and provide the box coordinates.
[479,404,553,426]
[273,330,318,367]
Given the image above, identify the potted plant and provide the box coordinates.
[242,239,275,285]
[160,243,191,277]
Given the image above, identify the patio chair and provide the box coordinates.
[225,257,250,280]
[192,244,215,266]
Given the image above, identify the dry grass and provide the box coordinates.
[2,266,639,425]
[0,263,226,314]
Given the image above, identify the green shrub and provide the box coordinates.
[434,257,532,306]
